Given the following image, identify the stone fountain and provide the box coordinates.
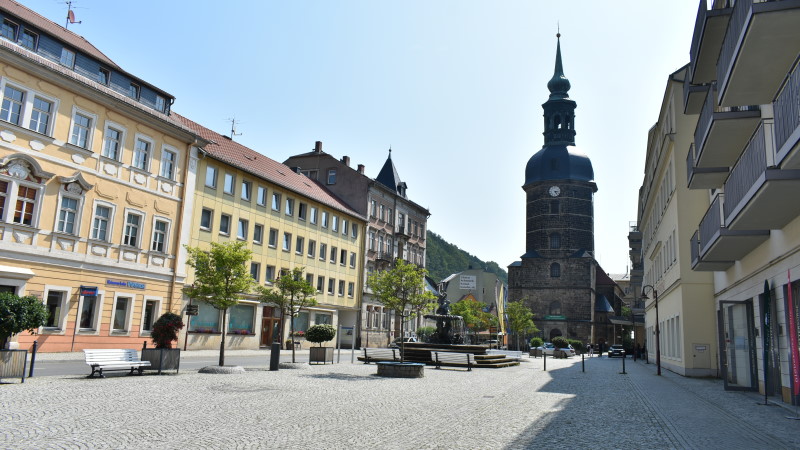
[424,293,466,344]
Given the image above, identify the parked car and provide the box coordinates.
[482,339,500,348]
[389,337,417,348]
[536,343,575,357]
[608,345,626,358]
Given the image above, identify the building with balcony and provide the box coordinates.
[635,65,716,377]
[284,143,430,347]
[684,0,800,404]
[0,0,208,351]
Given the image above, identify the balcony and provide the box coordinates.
[724,120,800,230]
[695,194,769,266]
[690,230,733,271]
[688,0,733,85]
[395,226,410,239]
[694,88,761,168]
[684,77,711,115]
[716,0,800,107]
[686,143,730,189]
[774,59,800,169]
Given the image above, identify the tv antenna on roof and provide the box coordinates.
[228,117,242,141]
[64,1,82,29]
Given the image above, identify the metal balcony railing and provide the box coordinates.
[717,0,753,90]
[774,60,800,154]
[699,194,725,251]
[690,230,701,264]
[723,121,773,219]
[695,87,716,155]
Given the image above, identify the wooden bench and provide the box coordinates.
[486,349,523,360]
[432,351,473,371]
[84,349,151,378]
[358,348,398,364]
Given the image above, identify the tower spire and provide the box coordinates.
[547,32,571,100]
[542,32,577,146]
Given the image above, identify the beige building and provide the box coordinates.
[0,1,206,352]
[440,268,507,343]
[684,0,800,403]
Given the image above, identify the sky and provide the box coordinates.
[24,0,700,276]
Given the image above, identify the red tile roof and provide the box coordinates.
[173,113,364,220]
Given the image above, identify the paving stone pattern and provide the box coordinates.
[2,354,799,449]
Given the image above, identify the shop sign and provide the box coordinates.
[186,305,199,316]
[106,279,146,289]
[79,286,98,296]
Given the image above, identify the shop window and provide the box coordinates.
[141,299,159,333]
[189,302,220,333]
[44,290,66,329]
[228,303,255,335]
[316,313,332,325]
[111,296,132,332]
[292,311,309,332]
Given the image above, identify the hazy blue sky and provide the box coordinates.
[25,0,699,275]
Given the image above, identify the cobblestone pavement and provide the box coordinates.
[2,353,799,449]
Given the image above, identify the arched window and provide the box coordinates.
[549,233,561,249]
[549,301,562,316]
[0,154,55,228]
[554,114,562,129]
[550,263,561,278]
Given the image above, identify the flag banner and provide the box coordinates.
[787,270,800,397]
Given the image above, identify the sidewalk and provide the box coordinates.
[30,347,315,361]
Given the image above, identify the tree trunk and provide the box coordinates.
[219,308,227,366]
[400,312,405,363]
[290,313,296,363]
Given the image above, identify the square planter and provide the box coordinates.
[309,346,334,365]
[141,348,181,374]
[0,349,28,383]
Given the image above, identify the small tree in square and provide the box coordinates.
[184,241,255,366]
[505,300,539,350]
[0,292,48,349]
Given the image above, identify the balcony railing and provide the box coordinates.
[690,230,701,265]
[688,0,733,84]
[699,194,724,251]
[716,0,753,93]
[774,59,800,158]
[723,121,773,219]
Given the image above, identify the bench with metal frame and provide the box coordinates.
[431,351,473,371]
[83,349,151,378]
[358,348,399,364]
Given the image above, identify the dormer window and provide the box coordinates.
[59,48,75,69]
[98,68,110,86]
[129,83,140,100]
[155,95,165,112]
[20,30,37,50]
[1,19,18,41]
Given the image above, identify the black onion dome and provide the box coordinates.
[525,144,594,185]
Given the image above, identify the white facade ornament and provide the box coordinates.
[134,173,146,184]
[152,256,164,266]
[161,182,173,194]
[58,239,73,250]
[0,130,16,142]
[29,140,45,151]
[91,245,107,256]
[7,162,29,179]
[104,164,117,175]
[123,251,137,261]
[66,182,82,194]
[71,154,85,164]
[13,230,31,243]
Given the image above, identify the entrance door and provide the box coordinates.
[719,301,757,391]
[261,307,282,347]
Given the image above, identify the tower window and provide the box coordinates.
[550,263,561,278]
[549,301,562,316]
[549,233,561,249]
[550,200,559,214]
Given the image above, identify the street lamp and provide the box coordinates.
[640,285,661,376]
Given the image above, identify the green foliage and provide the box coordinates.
[425,231,508,285]
[367,259,436,317]
[568,339,584,353]
[0,292,48,347]
[530,337,544,348]
[256,266,317,362]
[305,324,336,346]
[416,326,437,342]
[551,336,569,349]
[151,312,184,349]
[505,300,538,335]
[450,298,497,333]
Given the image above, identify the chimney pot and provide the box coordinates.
[314,141,322,153]
[342,156,350,166]
[357,164,365,174]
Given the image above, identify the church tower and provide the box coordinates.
[508,34,599,344]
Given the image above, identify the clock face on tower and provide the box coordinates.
[549,186,561,197]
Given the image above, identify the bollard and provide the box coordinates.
[581,353,584,373]
[142,340,147,350]
[28,340,38,378]
[543,351,547,371]
[621,354,627,374]
[269,342,281,371]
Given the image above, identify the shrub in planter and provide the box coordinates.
[529,337,544,349]
[305,324,336,347]
[568,339,584,354]
[551,336,569,350]
[151,312,185,349]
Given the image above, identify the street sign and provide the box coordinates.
[186,305,199,316]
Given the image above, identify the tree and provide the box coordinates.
[256,266,317,363]
[450,297,497,343]
[0,292,48,349]
[306,324,336,347]
[505,300,539,350]
[367,259,436,362]
[184,241,255,366]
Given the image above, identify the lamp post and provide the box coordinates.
[641,285,661,376]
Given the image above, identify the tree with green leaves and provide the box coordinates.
[450,297,497,343]
[367,259,436,362]
[256,266,317,363]
[184,241,255,366]
[0,292,48,349]
[505,300,539,350]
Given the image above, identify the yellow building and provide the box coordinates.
[177,116,365,350]
[0,1,206,352]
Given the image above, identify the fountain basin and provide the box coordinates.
[376,361,425,378]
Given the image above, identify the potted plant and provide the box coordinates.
[0,292,47,383]
[529,337,544,357]
[305,324,336,364]
[141,312,184,374]
[552,336,570,358]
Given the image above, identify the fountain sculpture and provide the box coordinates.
[424,293,466,345]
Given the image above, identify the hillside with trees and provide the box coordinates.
[425,231,508,286]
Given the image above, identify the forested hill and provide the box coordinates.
[425,231,509,286]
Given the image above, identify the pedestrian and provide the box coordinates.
[634,343,641,361]
[587,343,593,357]
[599,342,605,357]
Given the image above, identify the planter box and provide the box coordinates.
[529,349,542,358]
[309,346,334,364]
[553,350,569,359]
[141,348,181,374]
[0,349,28,383]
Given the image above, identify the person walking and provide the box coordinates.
[587,343,593,357]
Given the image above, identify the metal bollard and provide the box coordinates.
[142,340,147,350]
[543,351,547,371]
[269,342,281,371]
[582,353,584,373]
[621,354,627,374]
[28,340,38,378]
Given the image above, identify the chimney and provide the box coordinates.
[291,167,302,174]
[357,164,365,174]
[341,156,350,167]
[314,141,323,153]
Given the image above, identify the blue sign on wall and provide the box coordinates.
[80,286,98,296]
[106,280,146,290]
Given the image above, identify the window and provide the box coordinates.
[342,219,348,235]
[292,312,310,333]
[205,166,218,188]
[98,67,110,86]
[310,207,317,224]
[321,211,328,228]
[70,112,92,149]
[330,246,337,263]
[379,205,385,221]
[123,212,142,247]
[298,203,307,220]
[189,302,220,333]
[338,280,345,296]
[307,240,316,258]
[112,296,131,332]
[253,224,263,244]
[316,276,324,292]
[200,208,213,230]
[296,236,304,254]
[102,126,123,160]
[237,219,248,240]
[271,193,281,211]
[306,273,314,285]
[91,204,112,241]
[78,294,99,330]
[160,148,176,180]
[44,290,66,328]
[332,215,338,232]
[129,82,140,100]
[369,231,376,251]
[349,252,356,268]
[133,138,151,171]
[266,265,276,283]
[370,200,377,217]
[151,219,169,252]
[549,301,562,316]
[20,29,37,50]
[223,173,235,195]
[268,228,278,247]
[550,201,559,214]
[340,249,346,265]
[550,233,561,249]
[319,243,327,261]
[316,313,332,325]
[250,262,260,282]
[1,85,24,125]
[228,304,254,334]
[56,196,79,234]
[257,186,267,206]
[387,209,393,225]
[241,180,251,201]
[327,278,335,294]
[141,300,158,332]
[352,223,358,238]
[348,282,355,297]
[1,19,18,41]
[327,169,336,184]
[282,232,291,251]
[219,214,231,235]
[29,96,52,134]
[285,198,294,216]
[550,263,561,278]
[59,48,75,68]
[155,95,166,112]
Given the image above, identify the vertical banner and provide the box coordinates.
[787,270,800,398]
[763,280,771,403]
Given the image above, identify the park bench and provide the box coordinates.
[358,348,399,364]
[486,349,523,360]
[431,351,473,371]
[84,349,151,378]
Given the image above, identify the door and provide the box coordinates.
[719,301,757,391]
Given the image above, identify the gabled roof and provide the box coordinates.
[174,114,363,220]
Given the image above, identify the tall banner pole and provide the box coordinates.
[786,270,800,420]
[763,280,771,406]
